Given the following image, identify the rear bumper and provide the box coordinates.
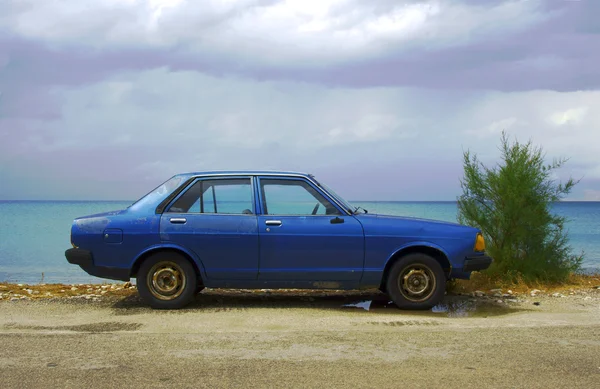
[65,248,93,266]
[65,248,130,281]
[463,254,493,272]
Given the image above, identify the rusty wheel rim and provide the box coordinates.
[398,265,436,303]
[147,261,186,301]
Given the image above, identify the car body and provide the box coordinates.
[65,171,492,309]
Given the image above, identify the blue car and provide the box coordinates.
[65,171,492,309]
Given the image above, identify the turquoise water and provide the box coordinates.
[0,201,598,283]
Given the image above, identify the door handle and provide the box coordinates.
[170,218,187,224]
[265,220,282,226]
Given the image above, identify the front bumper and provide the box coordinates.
[65,248,130,281]
[463,254,493,272]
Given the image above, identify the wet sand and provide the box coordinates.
[1,288,599,388]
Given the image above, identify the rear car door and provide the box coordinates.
[160,176,259,280]
[256,176,365,281]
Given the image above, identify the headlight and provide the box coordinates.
[474,233,485,252]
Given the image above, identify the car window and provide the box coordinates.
[167,178,253,214]
[260,179,341,216]
[313,178,354,214]
[129,175,184,210]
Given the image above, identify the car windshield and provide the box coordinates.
[313,178,355,214]
[129,176,184,210]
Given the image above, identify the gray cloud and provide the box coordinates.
[2,68,598,200]
[2,0,598,94]
[1,0,599,200]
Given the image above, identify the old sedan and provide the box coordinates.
[65,171,492,309]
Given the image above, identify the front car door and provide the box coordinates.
[256,176,365,281]
[160,176,259,280]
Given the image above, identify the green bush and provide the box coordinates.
[457,132,583,282]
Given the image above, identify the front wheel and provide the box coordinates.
[386,253,446,310]
[137,252,197,309]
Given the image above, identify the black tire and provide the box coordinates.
[136,252,197,309]
[386,253,446,310]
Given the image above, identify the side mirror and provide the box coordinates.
[330,217,344,224]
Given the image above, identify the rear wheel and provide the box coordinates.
[137,252,197,309]
[386,253,446,310]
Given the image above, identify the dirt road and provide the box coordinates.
[1,289,599,388]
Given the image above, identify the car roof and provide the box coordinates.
[176,170,313,178]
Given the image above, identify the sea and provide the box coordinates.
[0,200,598,284]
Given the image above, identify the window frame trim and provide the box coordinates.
[256,176,345,217]
[163,176,257,216]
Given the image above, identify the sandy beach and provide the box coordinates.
[1,285,599,388]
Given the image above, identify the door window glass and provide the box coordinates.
[167,179,253,214]
[260,179,341,216]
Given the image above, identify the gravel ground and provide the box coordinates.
[1,288,599,388]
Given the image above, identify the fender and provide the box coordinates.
[129,242,207,280]
[385,240,451,269]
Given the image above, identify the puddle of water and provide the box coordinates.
[429,300,489,318]
[341,297,520,318]
[342,301,372,311]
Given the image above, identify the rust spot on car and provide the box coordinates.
[312,282,341,289]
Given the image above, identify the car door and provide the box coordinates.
[160,176,259,280]
[256,176,365,281]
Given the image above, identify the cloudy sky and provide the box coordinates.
[1,0,599,201]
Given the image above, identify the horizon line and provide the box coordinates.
[1,199,599,203]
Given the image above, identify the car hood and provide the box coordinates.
[354,213,478,237]
[356,213,463,226]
